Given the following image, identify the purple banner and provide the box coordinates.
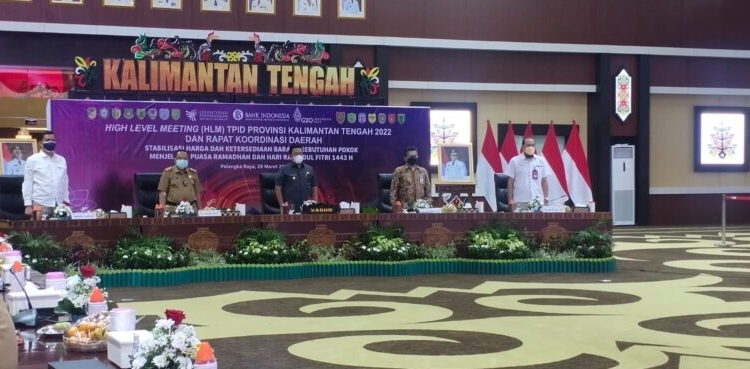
[49,100,430,212]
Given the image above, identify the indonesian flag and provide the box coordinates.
[475,121,502,212]
[499,121,518,171]
[562,121,593,206]
[521,121,533,153]
[541,122,569,206]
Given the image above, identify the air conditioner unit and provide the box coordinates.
[611,144,635,225]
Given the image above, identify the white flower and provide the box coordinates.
[131,356,147,369]
[152,353,169,368]
[155,318,174,330]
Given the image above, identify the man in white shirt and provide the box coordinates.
[506,138,550,211]
[3,145,26,175]
[22,131,70,219]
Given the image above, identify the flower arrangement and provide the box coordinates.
[54,204,72,219]
[343,226,422,261]
[226,228,308,264]
[174,200,195,217]
[441,203,458,213]
[414,198,432,209]
[529,197,544,212]
[131,309,201,369]
[110,233,190,270]
[466,224,531,259]
[57,265,109,317]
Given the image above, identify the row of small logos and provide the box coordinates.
[334,112,407,125]
[85,106,408,125]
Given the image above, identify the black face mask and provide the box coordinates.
[43,141,56,152]
[406,156,418,166]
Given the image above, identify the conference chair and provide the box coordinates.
[494,173,511,212]
[133,173,162,217]
[0,175,26,220]
[260,173,280,214]
[376,173,393,213]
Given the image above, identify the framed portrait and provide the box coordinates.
[337,0,364,19]
[51,0,84,5]
[247,0,275,14]
[437,143,475,184]
[694,106,750,172]
[0,139,37,176]
[103,0,134,7]
[151,0,181,10]
[201,0,230,12]
[294,0,321,17]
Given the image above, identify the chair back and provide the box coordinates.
[134,173,162,217]
[377,173,393,213]
[494,173,510,212]
[0,175,25,220]
[260,172,279,214]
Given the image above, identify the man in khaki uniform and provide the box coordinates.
[158,149,202,214]
[0,300,18,369]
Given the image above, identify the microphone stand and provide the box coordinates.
[9,268,37,327]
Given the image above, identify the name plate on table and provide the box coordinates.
[417,208,442,214]
[198,209,222,217]
[541,205,567,213]
[71,212,98,220]
[301,204,340,214]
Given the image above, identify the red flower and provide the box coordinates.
[0,232,5,238]
[165,309,186,325]
[80,265,96,278]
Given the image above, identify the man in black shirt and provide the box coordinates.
[274,144,318,213]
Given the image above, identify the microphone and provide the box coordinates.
[9,268,37,327]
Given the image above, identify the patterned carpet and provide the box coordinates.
[111,226,750,369]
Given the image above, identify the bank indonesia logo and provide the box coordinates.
[357,112,367,124]
[147,108,158,120]
[293,107,303,122]
[347,113,357,124]
[159,108,170,120]
[99,108,109,119]
[232,109,244,121]
[335,112,346,124]
[186,109,197,122]
[123,108,134,120]
[378,113,386,124]
[87,107,97,120]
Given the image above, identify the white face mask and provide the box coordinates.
[523,146,535,156]
[292,154,304,164]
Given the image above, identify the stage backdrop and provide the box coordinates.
[49,100,430,212]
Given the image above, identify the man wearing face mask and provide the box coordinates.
[506,138,551,211]
[22,131,70,219]
[158,149,203,213]
[390,145,431,210]
[275,144,318,213]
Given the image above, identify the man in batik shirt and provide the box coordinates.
[390,145,431,210]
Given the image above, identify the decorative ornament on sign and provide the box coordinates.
[615,68,632,122]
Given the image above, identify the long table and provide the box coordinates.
[7,212,611,250]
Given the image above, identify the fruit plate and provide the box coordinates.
[63,337,107,352]
[37,324,68,336]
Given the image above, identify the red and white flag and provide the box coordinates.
[521,121,533,153]
[475,121,502,212]
[541,122,569,206]
[562,121,593,206]
[499,121,518,171]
